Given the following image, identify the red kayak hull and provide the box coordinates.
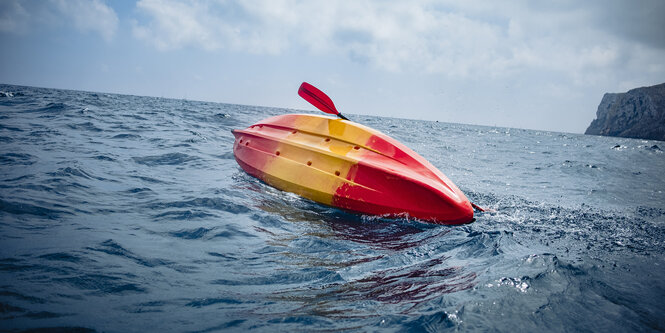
[232,114,474,225]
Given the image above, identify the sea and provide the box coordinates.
[1,83,664,332]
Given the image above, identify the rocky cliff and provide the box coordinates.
[585,83,665,141]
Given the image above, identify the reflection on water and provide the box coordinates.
[246,186,477,316]
[270,256,476,319]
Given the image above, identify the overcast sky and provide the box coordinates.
[1,0,664,133]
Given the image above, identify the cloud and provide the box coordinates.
[132,1,503,75]
[0,0,118,41]
[0,1,33,33]
[132,0,298,53]
[52,0,119,42]
[588,0,665,50]
[133,0,220,51]
[131,0,664,88]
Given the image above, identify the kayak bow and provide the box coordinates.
[232,113,474,225]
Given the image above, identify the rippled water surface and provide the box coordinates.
[1,84,665,332]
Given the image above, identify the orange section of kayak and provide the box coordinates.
[231,114,473,225]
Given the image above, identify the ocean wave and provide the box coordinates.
[0,199,72,219]
[93,155,116,161]
[121,114,149,121]
[30,102,69,113]
[0,124,23,132]
[54,273,147,295]
[212,268,343,287]
[86,239,173,269]
[0,153,35,166]
[111,133,141,139]
[214,152,236,160]
[0,91,24,97]
[152,210,216,220]
[66,121,103,132]
[168,227,213,239]
[128,175,168,184]
[38,252,83,263]
[2,84,665,332]
[46,166,109,182]
[185,297,242,308]
[149,197,250,215]
[0,290,45,304]
[28,128,61,138]
[125,187,152,194]
[132,152,198,166]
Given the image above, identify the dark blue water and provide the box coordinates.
[1,84,664,332]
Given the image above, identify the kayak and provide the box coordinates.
[231,113,474,225]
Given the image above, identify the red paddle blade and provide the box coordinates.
[298,82,339,116]
[471,202,485,212]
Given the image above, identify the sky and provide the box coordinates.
[1,0,664,133]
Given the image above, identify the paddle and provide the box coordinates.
[298,82,350,120]
[471,202,486,212]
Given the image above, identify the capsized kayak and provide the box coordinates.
[232,113,474,225]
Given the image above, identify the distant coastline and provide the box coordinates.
[585,83,665,141]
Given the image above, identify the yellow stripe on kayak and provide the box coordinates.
[250,115,376,206]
